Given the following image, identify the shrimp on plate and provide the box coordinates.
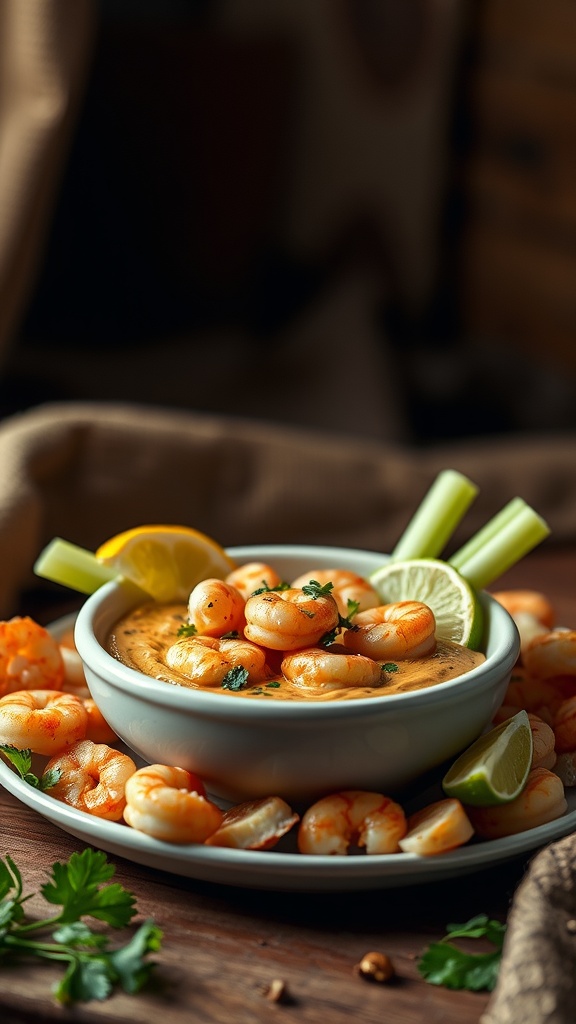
[0,689,88,755]
[297,790,407,855]
[398,798,474,855]
[343,601,436,661]
[225,562,283,601]
[551,695,576,754]
[244,585,339,651]
[187,578,245,638]
[165,635,271,688]
[527,713,557,769]
[45,738,136,821]
[0,617,65,696]
[523,629,576,681]
[205,796,299,849]
[123,764,223,843]
[83,698,118,744]
[492,589,555,657]
[290,569,380,618]
[467,767,567,839]
[281,646,382,692]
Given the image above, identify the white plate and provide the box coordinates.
[1,614,575,892]
[2,752,576,891]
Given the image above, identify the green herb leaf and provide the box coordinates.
[0,744,57,790]
[177,622,197,637]
[418,915,506,992]
[301,580,334,600]
[108,919,163,994]
[41,849,136,926]
[221,666,250,691]
[0,849,161,1004]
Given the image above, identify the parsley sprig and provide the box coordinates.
[417,915,506,992]
[0,848,162,1004]
[0,745,60,790]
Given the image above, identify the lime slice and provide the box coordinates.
[442,710,533,806]
[369,558,484,649]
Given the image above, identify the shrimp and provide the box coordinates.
[527,713,557,769]
[0,689,88,755]
[0,617,65,696]
[297,790,407,855]
[83,698,118,744]
[290,569,380,618]
[59,645,90,698]
[244,586,339,651]
[343,601,436,661]
[491,590,555,660]
[491,589,555,630]
[225,562,283,601]
[398,799,474,855]
[123,764,223,843]
[165,635,271,688]
[504,671,573,721]
[205,796,299,849]
[467,767,567,839]
[523,630,576,680]
[45,739,136,821]
[552,695,576,754]
[281,646,382,692]
[187,578,245,638]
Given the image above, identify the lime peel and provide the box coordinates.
[442,710,533,807]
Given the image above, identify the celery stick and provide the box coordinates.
[449,503,550,591]
[34,537,116,595]
[449,497,526,571]
[391,469,478,561]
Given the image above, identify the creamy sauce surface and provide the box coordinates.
[108,602,486,702]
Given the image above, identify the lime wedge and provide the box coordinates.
[369,558,484,649]
[442,710,533,806]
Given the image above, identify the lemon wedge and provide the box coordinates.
[95,525,236,602]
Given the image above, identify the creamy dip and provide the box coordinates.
[107,602,486,703]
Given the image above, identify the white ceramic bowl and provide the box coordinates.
[74,544,520,804]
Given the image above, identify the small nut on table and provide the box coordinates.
[265,978,290,1003]
[354,951,395,984]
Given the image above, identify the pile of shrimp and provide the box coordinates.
[0,580,574,855]
[166,561,436,693]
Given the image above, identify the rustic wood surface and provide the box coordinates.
[1,547,575,1023]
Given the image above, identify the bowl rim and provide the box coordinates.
[74,544,520,722]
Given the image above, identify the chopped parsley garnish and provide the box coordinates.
[176,622,197,638]
[250,581,290,596]
[301,580,334,600]
[221,666,250,691]
[381,662,399,673]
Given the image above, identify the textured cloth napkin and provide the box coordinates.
[1,400,576,617]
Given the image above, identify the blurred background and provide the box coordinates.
[1,0,575,445]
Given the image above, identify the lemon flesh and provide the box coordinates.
[369,558,484,650]
[442,711,533,806]
[96,524,236,602]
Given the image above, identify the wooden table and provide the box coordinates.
[1,547,575,1023]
